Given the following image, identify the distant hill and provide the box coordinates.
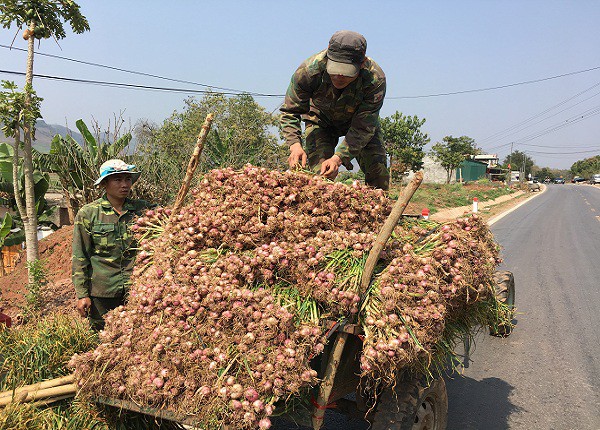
[1,120,136,154]
[1,120,83,153]
[30,120,84,153]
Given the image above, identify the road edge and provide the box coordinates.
[488,184,546,225]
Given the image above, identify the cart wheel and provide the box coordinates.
[370,373,448,430]
[489,270,516,337]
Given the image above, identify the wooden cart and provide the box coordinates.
[95,172,450,429]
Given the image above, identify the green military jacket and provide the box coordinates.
[72,196,152,299]
[280,50,386,167]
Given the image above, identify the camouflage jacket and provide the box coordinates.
[72,196,152,299]
[280,50,386,166]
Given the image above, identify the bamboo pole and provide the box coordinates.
[171,113,215,218]
[0,374,74,400]
[311,331,349,430]
[0,382,76,407]
[360,171,423,292]
[30,393,75,408]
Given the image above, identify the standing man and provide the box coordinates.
[280,30,390,190]
[72,159,152,331]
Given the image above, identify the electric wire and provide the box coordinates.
[386,66,600,99]
[518,141,600,149]
[2,44,600,99]
[523,149,599,155]
[0,69,268,97]
[484,90,600,145]
[0,43,280,97]
[511,106,600,144]
[479,82,600,144]
[484,104,600,152]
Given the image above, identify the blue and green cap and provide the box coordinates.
[94,159,141,186]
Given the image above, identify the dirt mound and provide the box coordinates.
[0,225,76,317]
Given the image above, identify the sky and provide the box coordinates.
[1,0,599,170]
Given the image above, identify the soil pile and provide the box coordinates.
[0,225,76,317]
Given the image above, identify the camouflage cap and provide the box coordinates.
[326,30,367,77]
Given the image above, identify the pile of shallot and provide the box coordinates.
[70,166,500,429]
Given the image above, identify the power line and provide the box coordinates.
[512,106,600,145]
[483,92,600,150]
[2,44,600,99]
[519,141,600,149]
[524,149,600,155]
[486,90,600,145]
[0,69,271,97]
[479,82,600,144]
[387,66,600,99]
[484,106,600,153]
[0,43,280,97]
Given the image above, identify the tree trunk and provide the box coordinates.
[0,247,5,277]
[22,21,40,281]
[12,131,27,225]
[59,178,75,224]
[388,154,395,189]
[446,168,454,184]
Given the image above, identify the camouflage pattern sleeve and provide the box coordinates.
[280,54,322,147]
[72,208,93,299]
[335,62,386,164]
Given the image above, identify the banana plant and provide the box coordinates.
[32,119,132,219]
[0,141,12,183]
[0,142,54,232]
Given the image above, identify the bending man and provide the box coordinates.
[280,30,390,190]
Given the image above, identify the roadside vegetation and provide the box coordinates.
[389,179,516,214]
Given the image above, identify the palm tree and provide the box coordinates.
[0,1,89,278]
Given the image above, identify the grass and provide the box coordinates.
[0,312,97,391]
[0,398,185,429]
[24,259,49,314]
[0,312,184,430]
[389,179,516,214]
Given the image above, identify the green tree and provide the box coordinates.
[133,93,285,205]
[536,166,553,182]
[430,135,478,183]
[502,150,535,180]
[0,0,89,276]
[380,111,429,184]
[0,80,42,264]
[571,155,600,179]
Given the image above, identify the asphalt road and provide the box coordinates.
[447,184,600,429]
[274,184,600,430]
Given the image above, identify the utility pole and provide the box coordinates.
[507,142,514,185]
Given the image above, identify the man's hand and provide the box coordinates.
[320,155,342,180]
[288,143,307,169]
[76,297,91,318]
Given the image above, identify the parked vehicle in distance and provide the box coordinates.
[590,174,600,184]
[572,176,586,183]
[554,177,565,184]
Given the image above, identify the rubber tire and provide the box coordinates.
[489,270,516,337]
[370,374,448,430]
